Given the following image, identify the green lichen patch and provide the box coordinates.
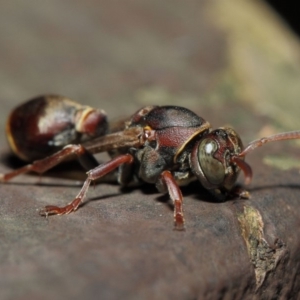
[263,155,300,171]
[237,205,287,288]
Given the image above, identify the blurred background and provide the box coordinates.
[1,0,300,138]
[1,1,300,299]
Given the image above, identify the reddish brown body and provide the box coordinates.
[6,95,108,161]
[2,95,300,230]
[125,106,210,185]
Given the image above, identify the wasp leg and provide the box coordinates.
[230,186,251,199]
[0,144,99,182]
[159,170,185,231]
[40,154,134,216]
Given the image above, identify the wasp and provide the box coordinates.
[1,95,300,230]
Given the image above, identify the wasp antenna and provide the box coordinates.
[238,130,300,158]
[231,156,253,185]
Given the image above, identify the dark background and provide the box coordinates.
[266,1,300,36]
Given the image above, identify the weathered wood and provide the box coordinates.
[0,0,300,299]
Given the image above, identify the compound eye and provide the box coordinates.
[198,139,225,185]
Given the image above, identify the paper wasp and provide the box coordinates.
[1,95,299,230]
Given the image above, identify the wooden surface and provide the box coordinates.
[0,1,300,299]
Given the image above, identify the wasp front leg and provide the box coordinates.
[40,154,134,216]
[158,170,185,231]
